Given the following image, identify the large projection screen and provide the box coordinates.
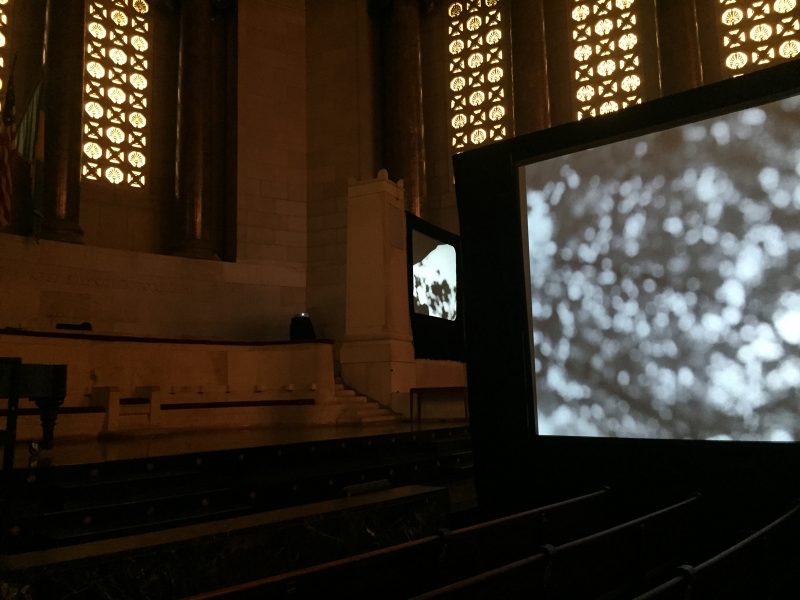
[524,96,800,442]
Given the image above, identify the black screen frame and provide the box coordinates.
[454,61,800,512]
[406,212,466,361]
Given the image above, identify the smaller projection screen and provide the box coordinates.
[411,229,458,321]
[524,95,800,442]
[407,214,464,361]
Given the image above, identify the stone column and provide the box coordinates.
[381,0,426,216]
[172,0,217,259]
[40,0,84,243]
[656,0,705,94]
[511,0,551,134]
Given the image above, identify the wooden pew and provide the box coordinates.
[189,488,611,599]
[412,495,700,600]
[634,498,800,600]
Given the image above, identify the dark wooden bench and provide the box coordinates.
[409,386,468,422]
[634,498,800,600]
[188,487,611,599]
[412,494,700,600]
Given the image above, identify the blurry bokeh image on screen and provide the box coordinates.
[525,97,800,442]
[412,230,457,321]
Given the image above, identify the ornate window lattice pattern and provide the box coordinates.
[0,0,12,111]
[448,0,511,150]
[718,0,800,75]
[81,0,151,188]
[570,0,643,120]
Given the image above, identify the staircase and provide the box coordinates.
[331,380,401,425]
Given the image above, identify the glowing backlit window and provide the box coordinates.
[718,0,800,76]
[570,0,644,120]
[0,0,11,111]
[81,0,151,188]
[448,0,511,150]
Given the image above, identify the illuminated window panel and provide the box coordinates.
[570,0,644,121]
[718,0,800,76]
[0,0,12,111]
[448,0,511,151]
[81,0,151,188]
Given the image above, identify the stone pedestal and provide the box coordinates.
[340,171,416,414]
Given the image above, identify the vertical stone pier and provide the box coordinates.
[340,171,415,415]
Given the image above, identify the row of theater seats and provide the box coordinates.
[1,427,472,553]
[192,487,800,599]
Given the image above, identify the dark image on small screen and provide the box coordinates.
[525,96,800,442]
[412,230,457,321]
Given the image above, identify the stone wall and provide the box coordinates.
[0,234,304,340]
[0,0,308,342]
[306,0,380,344]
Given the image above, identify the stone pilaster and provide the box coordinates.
[40,0,84,243]
[172,0,217,259]
[380,0,426,216]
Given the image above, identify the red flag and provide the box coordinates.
[0,56,16,227]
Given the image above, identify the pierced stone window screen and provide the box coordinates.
[570,0,644,120]
[81,0,151,188]
[448,0,511,151]
[718,0,800,76]
[0,0,12,111]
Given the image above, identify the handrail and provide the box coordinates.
[631,574,684,600]
[693,498,800,572]
[413,495,699,600]
[450,486,609,537]
[186,488,610,599]
[632,497,800,600]
[188,535,439,599]
[410,551,548,600]
[556,494,698,553]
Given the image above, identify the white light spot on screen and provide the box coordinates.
[738,336,784,362]
[710,120,730,145]
[696,167,720,202]
[769,429,794,442]
[701,313,727,342]
[735,244,764,284]
[766,358,800,392]
[775,309,800,344]
[716,279,746,308]
[663,216,683,236]
[702,226,719,245]
[740,108,766,126]
[759,167,780,193]
[683,125,706,142]
[678,367,694,387]
[560,164,581,189]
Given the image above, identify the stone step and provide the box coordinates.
[327,396,369,406]
[120,405,150,416]
[117,413,151,428]
[334,388,357,397]
[355,406,392,416]
[359,414,400,423]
